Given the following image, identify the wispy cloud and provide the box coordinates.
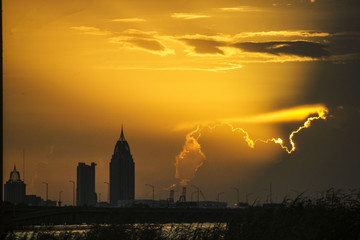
[108,29,174,56]
[110,18,146,22]
[70,25,358,63]
[234,31,331,38]
[222,104,327,123]
[171,13,210,20]
[173,104,327,131]
[179,38,227,55]
[109,37,174,56]
[122,29,159,38]
[219,6,262,12]
[70,26,111,36]
[99,64,242,72]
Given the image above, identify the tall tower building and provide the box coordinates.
[110,126,135,205]
[4,165,26,204]
[77,162,97,206]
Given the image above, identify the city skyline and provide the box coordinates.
[3,0,360,206]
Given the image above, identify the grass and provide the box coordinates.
[226,188,360,240]
[4,224,226,240]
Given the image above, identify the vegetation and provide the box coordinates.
[3,189,360,240]
[226,189,360,240]
[4,223,226,240]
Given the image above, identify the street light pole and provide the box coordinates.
[58,191,63,207]
[246,193,253,204]
[69,180,75,206]
[42,182,48,206]
[217,192,224,202]
[191,185,200,204]
[146,184,155,201]
[104,182,109,203]
[191,191,197,201]
[232,187,239,207]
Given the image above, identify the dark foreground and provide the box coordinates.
[1,190,360,240]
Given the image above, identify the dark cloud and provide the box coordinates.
[328,33,360,57]
[109,30,172,54]
[271,0,360,8]
[255,106,360,194]
[180,37,331,58]
[179,38,226,54]
[302,61,360,109]
[127,38,166,52]
[232,41,330,58]
[191,107,360,201]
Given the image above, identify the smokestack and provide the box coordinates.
[169,190,174,203]
[23,149,25,183]
[182,187,187,202]
[270,182,273,204]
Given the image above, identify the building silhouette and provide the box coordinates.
[77,162,97,206]
[24,194,43,206]
[110,126,135,205]
[4,165,26,204]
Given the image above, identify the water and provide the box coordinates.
[9,223,227,240]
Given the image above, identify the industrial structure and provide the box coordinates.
[77,162,97,206]
[110,126,135,205]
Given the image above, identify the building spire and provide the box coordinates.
[120,124,125,141]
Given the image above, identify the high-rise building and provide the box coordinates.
[77,162,97,206]
[4,165,26,204]
[110,126,135,205]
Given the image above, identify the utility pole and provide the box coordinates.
[0,7,3,202]
[69,180,75,206]
[42,182,48,206]
[246,193,252,204]
[58,191,63,207]
[191,185,200,204]
[23,149,25,183]
[232,187,239,207]
[217,192,224,202]
[270,182,273,204]
[146,184,155,201]
[104,182,109,203]
[191,191,197,201]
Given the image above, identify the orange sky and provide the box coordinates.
[3,0,360,205]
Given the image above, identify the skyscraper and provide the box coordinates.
[110,126,135,205]
[4,165,26,204]
[77,162,97,206]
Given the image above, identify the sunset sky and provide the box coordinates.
[3,0,360,206]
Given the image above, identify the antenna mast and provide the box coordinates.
[23,149,25,183]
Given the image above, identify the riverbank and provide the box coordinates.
[2,189,360,239]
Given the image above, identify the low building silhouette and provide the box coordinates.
[77,162,97,206]
[176,201,227,209]
[23,194,57,206]
[24,194,43,206]
[4,165,26,204]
